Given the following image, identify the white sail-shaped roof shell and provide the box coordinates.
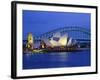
[43,32,76,47]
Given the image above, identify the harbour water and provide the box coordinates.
[23,49,90,69]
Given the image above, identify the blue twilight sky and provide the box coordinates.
[23,10,91,40]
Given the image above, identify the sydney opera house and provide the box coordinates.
[41,32,77,48]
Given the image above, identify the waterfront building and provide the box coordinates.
[26,33,34,50]
[40,40,47,49]
[43,32,77,47]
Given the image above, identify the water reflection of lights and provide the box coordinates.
[58,52,69,62]
[25,53,32,57]
[49,52,69,62]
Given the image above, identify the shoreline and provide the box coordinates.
[24,48,90,54]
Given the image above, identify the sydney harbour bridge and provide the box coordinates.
[34,26,90,43]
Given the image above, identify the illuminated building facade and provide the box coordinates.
[43,32,77,47]
[26,33,34,50]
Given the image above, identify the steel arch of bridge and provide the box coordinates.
[34,27,90,40]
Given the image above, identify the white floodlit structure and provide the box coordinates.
[43,32,76,47]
